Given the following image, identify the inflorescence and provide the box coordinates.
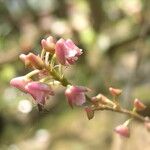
[10,36,150,137]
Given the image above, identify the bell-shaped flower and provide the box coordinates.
[114,124,130,138]
[25,81,54,105]
[10,76,31,93]
[65,85,89,108]
[55,38,82,65]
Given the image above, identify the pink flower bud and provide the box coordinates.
[20,53,44,69]
[41,36,55,54]
[109,87,122,96]
[144,117,150,132]
[85,106,94,120]
[134,98,146,111]
[27,53,44,70]
[114,124,130,138]
[55,38,82,65]
[65,85,89,108]
[10,76,31,93]
[25,81,54,105]
[19,54,32,67]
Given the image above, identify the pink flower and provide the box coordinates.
[25,81,54,105]
[114,124,130,138]
[65,85,88,108]
[134,98,146,111]
[10,76,31,93]
[41,36,55,53]
[55,38,82,65]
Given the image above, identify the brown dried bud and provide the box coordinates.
[85,106,94,120]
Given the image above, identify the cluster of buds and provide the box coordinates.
[10,35,149,137]
[85,87,149,137]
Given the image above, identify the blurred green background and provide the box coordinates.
[0,0,150,150]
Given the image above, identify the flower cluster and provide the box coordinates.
[10,36,84,109]
[10,36,150,137]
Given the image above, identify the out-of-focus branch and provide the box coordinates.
[0,49,21,65]
[87,0,105,32]
[107,23,150,56]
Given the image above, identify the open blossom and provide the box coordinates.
[55,38,82,65]
[10,76,31,93]
[25,81,54,105]
[41,36,55,54]
[65,85,89,108]
[114,124,130,138]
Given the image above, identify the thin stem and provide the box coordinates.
[45,52,50,65]
[94,105,145,122]
[25,69,40,78]
[41,49,46,60]
[43,63,146,122]
[44,64,70,86]
[39,76,52,82]
[50,54,56,69]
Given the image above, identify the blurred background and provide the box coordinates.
[0,0,150,149]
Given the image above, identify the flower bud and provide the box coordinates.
[19,54,31,67]
[109,87,122,96]
[25,81,54,105]
[41,36,55,54]
[85,106,94,120]
[10,76,31,93]
[27,53,45,69]
[134,98,146,111]
[144,117,150,132]
[92,94,114,106]
[65,85,89,108]
[114,124,130,138]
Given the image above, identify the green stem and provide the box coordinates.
[25,69,40,78]
[123,118,133,126]
[41,49,46,60]
[43,62,146,123]
[45,52,50,65]
[44,64,70,86]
